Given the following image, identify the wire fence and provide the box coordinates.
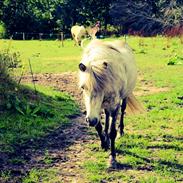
[0,32,71,41]
[0,30,118,41]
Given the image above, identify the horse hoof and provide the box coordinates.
[120,131,124,136]
[101,136,110,150]
[108,156,117,169]
[101,142,109,151]
[102,139,110,151]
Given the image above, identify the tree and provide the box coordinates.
[1,0,60,35]
[110,0,183,36]
[2,0,31,34]
[79,0,114,29]
[1,0,116,36]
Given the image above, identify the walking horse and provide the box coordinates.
[78,39,144,167]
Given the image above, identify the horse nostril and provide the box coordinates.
[89,118,98,127]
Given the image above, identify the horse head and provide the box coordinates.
[79,61,108,127]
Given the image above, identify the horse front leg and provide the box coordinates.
[104,109,110,150]
[72,34,77,46]
[109,106,119,168]
[119,98,127,136]
[95,121,108,150]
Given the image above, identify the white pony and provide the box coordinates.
[86,26,100,39]
[71,25,87,46]
[71,25,99,46]
[78,39,144,167]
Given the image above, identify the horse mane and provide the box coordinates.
[90,62,112,92]
[80,40,120,93]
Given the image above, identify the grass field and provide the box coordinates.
[0,39,82,73]
[0,36,183,182]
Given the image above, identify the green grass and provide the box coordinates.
[0,84,79,154]
[0,36,183,182]
[0,82,79,182]
[22,168,61,183]
[0,39,82,73]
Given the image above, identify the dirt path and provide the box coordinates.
[15,72,169,182]
[21,72,84,108]
[21,72,169,106]
[1,115,92,183]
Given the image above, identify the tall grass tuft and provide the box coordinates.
[0,21,6,39]
[0,49,22,109]
[0,50,21,79]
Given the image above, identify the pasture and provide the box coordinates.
[0,36,183,182]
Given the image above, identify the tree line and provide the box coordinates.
[110,0,183,36]
[0,0,182,38]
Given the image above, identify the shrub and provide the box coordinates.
[0,50,22,109]
[0,50,21,81]
[0,21,6,38]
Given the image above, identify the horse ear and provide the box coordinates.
[79,63,87,72]
[103,62,108,69]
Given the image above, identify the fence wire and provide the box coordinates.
[0,32,71,40]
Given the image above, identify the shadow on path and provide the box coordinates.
[0,114,91,182]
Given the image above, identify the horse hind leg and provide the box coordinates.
[119,98,127,136]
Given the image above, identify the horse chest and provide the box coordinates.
[102,93,120,110]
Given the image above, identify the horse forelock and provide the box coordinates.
[79,64,107,93]
[79,40,120,94]
[91,64,109,92]
[80,60,113,94]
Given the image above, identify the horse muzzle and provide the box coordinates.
[86,117,98,127]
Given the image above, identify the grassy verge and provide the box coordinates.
[0,84,79,154]
[0,83,79,182]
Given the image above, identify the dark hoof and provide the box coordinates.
[101,141,109,151]
[108,155,117,169]
[101,138,110,151]
[120,131,124,136]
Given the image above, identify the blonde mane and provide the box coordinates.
[87,61,113,93]
[79,40,121,93]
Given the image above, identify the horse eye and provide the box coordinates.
[81,85,85,90]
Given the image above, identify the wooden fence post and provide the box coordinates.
[124,34,127,42]
[23,32,25,40]
[61,32,64,47]
[39,33,43,40]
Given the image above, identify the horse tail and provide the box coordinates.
[126,93,145,114]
